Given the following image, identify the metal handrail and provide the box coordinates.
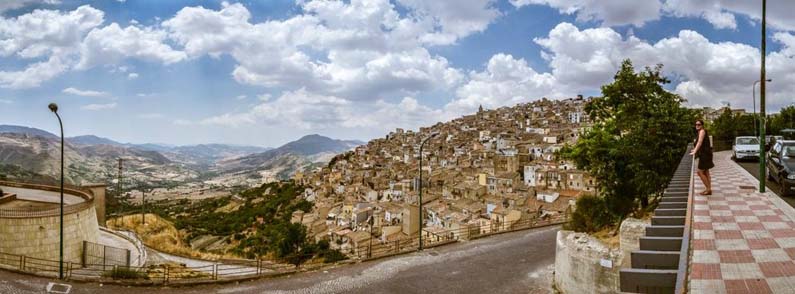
[674,145,695,293]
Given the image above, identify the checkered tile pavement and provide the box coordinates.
[689,151,795,293]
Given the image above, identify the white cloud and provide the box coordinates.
[0,0,60,13]
[0,98,12,104]
[512,0,795,31]
[395,0,500,44]
[527,22,795,111]
[77,23,186,69]
[0,5,102,88]
[235,95,246,100]
[197,89,442,131]
[80,102,116,110]
[447,53,558,114]
[128,72,138,79]
[510,0,661,27]
[62,87,108,97]
[0,55,68,88]
[662,0,795,31]
[162,1,473,101]
[0,5,185,88]
[0,5,103,58]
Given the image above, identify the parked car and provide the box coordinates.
[732,136,760,160]
[767,140,795,196]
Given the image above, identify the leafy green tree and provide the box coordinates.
[769,106,795,136]
[563,60,696,231]
[709,108,756,147]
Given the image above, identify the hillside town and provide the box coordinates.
[291,97,597,254]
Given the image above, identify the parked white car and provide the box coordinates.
[733,136,760,160]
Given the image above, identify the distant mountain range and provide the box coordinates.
[0,124,363,186]
[217,134,363,178]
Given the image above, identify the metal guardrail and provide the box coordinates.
[0,180,96,218]
[353,214,569,260]
[674,149,696,293]
[0,213,568,284]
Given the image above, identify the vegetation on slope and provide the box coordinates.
[112,181,345,264]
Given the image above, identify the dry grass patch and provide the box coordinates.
[591,226,620,249]
[107,214,221,261]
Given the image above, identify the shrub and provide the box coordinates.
[565,194,612,233]
[322,249,347,263]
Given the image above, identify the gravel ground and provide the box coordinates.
[0,225,560,294]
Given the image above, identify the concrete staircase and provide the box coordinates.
[619,150,693,294]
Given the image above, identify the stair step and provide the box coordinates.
[631,250,680,269]
[640,236,682,251]
[652,216,685,226]
[645,225,684,237]
[654,209,686,216]
[660,197,688,203]
[658,202,687,209]
[619,268,678,293]
[663,191,688,198]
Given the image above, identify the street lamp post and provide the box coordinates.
[760,0,768,193]
[418,131,439,251]
[48,103,64,280]
[753,79,772,139]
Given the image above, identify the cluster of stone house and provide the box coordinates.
[290,97,597,255]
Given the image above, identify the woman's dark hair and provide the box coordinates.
[695,119,705,126]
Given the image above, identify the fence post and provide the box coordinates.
[163,264,169,283]
[126,249,131,267]
[112,265,118,280]
[81,241,87,268]
[256,259,261,275]
[213,264,217,280]
[102,245,108,271]
[67,262,72,279]
[19,255,24,271]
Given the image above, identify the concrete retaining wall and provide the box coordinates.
[554,230,623,294]
[0,206,99,262]
[619,218,649,268]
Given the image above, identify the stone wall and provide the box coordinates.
[83,184,107,226]
[619,217,649,268]
[0,206,99,263]
[554,230,623,294]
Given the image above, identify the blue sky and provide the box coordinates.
[1,0,794,147]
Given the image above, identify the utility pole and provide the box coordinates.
[117,158,123,198]
[760,0,767,193]
[141,187,146,225]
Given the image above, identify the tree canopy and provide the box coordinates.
[563,60,697,231]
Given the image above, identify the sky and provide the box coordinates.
[0,0,794,147]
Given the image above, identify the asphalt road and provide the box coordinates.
[735,159,794,208]
[0,225,561,294]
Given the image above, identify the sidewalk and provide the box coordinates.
[689,151,795,293]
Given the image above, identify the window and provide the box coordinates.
[736,137,759,145]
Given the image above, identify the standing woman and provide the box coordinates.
[691,119,714,195]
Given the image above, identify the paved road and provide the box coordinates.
[734,159,794,208]
[0,225,560,294]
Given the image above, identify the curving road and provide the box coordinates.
[0,225,561,294]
